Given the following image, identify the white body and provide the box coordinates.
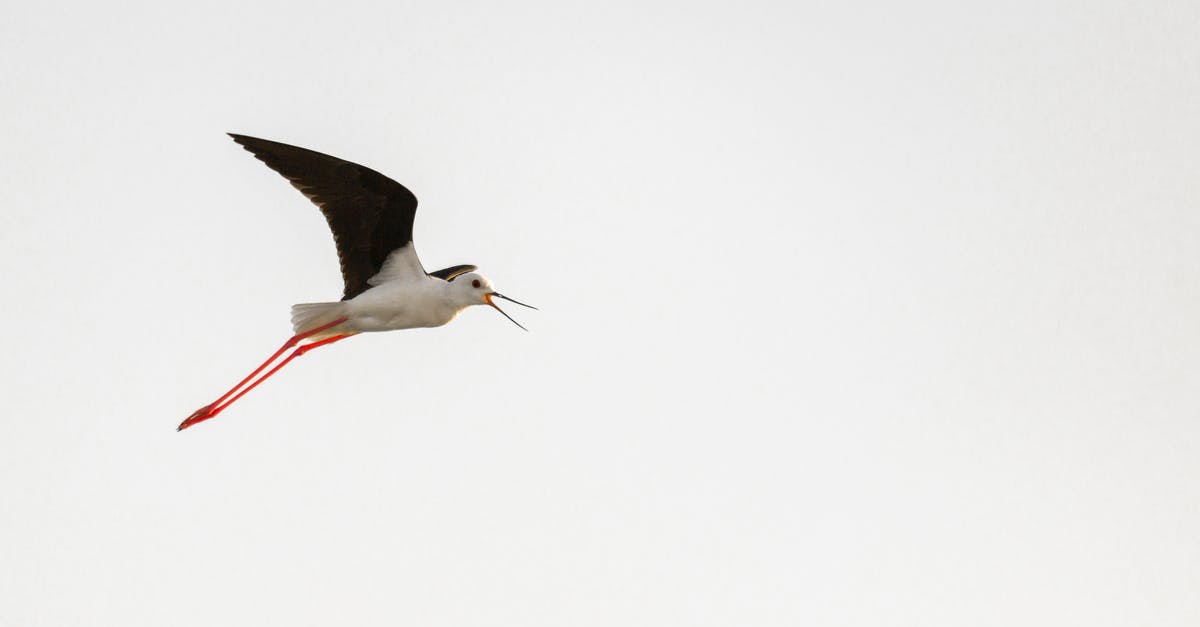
[290,247,493,338]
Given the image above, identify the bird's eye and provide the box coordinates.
[472,279,481,289]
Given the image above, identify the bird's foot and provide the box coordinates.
[177,404,216,431]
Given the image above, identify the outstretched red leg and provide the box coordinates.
[178,318,351,431]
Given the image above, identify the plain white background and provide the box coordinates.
[1,1,1197,625]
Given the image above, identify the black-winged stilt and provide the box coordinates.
[178,134,535,431]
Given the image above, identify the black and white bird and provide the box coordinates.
[178,134,535,431]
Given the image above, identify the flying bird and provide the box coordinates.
[178,134,535,431]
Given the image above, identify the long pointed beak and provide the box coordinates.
[492,293,538,310]
[485,293,536,331]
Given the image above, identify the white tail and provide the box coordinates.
[290,302,348,337]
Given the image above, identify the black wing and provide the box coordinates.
[228,133,419,300]
[429,264,477,282]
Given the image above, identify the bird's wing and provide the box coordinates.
[428,264,478,282]
[228,133,422,300]
[366,246,429,287]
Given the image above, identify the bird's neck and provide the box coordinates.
[441,282,479,312]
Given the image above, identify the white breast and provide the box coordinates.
[343,277,460,332]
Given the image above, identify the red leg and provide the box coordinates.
[178,319,350,431]
[202,333,351,417]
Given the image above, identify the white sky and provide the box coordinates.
[2,0,1198,625]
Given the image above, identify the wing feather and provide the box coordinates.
[228,133,421,300]
[428,264,478,282]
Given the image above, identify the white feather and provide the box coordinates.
[366,245,426,286]
[290,302,348,337]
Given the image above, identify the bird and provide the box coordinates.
[177,134,536,431]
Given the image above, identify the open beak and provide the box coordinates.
[485,293,537,331]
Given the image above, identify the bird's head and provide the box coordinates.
[450,272,537,330]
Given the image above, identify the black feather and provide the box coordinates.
[228,133,420,300]
[428,264,478,282]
